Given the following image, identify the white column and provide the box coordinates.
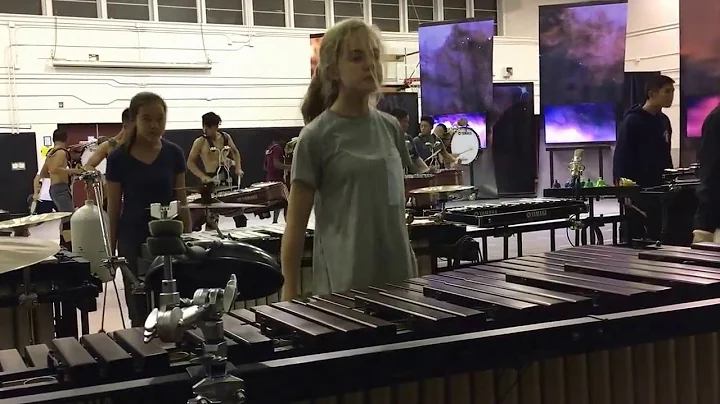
[149,0,160,21]
[41,0,53,16]
[437,0,444,20]
[285,0,294,27]
[244,0,254,25]
[197,0,206,23]
[364,0,371,24]
[325,0,333,27]
[399,0,407,31]
[467,0,474,18]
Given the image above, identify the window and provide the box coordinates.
[1,0,42,15]
[407,0,433,32]
[206,0,243,25]
[333,0,363,24]
[372,0,399,32]
[473,0,498,35]
[158,0,197,23]
[107,0,150,21]
[294,0,326,29]
[443,0,467,21]
[52,0,98,18]
[253,0,285,27]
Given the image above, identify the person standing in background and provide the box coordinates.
[40,129,84,247]
[613,74,675,241]
[693,103,720,243]
[31,175,57,214]
[84,108,131,171]
[187,112,247,228]
[264,139,290,223]
[105,92,191,327]
[390,108,428,174]
[413,116,457,169]
[281,18,418,301]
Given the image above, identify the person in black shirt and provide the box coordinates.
[105,92,191,327]
[693,105,720,242]
[613,74,675,241]
[412,116,457,169]
[389,108,428,173]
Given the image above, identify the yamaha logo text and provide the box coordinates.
[526,210,548,218]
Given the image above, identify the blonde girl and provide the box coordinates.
[280,19,420,300]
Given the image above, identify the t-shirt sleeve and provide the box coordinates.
[171,143,187,174]
[105,149,124,183]
[393,122,413,169]
[290,127,322,189]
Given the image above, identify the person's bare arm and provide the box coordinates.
[85,142,111,171]
[187,138,211,182]
[273,149,290,171]
[47,150,83,176]
[106,180,122,253]
[280,181,315,301]
[226,136,243,174]
[174,173,192,232]
[39,160,50,179]
[32,175,42,197]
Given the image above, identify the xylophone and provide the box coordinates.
[5,244,720,402]
[438,198,588,227]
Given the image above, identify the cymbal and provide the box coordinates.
[0,237,60,274]
[185,202,264,210]
[409,185,475,195]
[0,212,73,231]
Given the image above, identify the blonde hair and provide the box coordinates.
[301,19,384,123]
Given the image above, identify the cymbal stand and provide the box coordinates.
[143,204,244,403]
[429,192,451,224]
[79,171,131,331]
[18,266,38,345]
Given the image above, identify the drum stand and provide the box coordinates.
[143,202,245,404]
[79,171,136,332]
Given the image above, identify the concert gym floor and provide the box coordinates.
[28,198,621,334]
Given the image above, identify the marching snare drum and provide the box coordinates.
[450,126,482,165]
[434,169,463,186]
[405,174,436,207]
[404,174,435,195]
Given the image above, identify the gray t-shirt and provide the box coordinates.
[292,109,418,295]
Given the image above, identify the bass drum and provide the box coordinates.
[145,239,284,301]
[81,146,106,173]
[450,126,481,165]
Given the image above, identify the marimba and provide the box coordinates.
[5,243,720,403]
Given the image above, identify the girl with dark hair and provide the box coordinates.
[281,19,419,300]
[105,92,191,327]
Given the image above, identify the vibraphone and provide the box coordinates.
[439,198,588,227]
[6,244,720,403]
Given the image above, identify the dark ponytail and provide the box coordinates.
[124,125,138,152]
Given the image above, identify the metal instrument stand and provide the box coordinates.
[143,202,245,404]
[79,171,133,331]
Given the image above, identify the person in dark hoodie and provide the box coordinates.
[693,104,720,243]
[613,74,675,241]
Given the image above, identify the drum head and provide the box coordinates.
[450,127,481,165]
[81,148,106,173]
[146,240,284,301]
